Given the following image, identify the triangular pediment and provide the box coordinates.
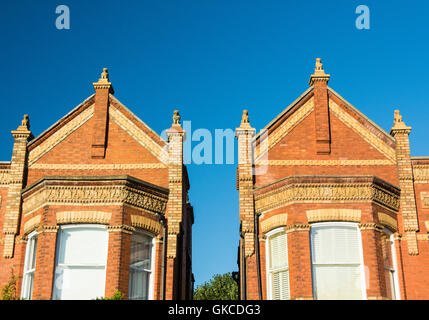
[254,86,396,163]
[28,94,169,167]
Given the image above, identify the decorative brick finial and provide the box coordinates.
[241,110,249,124]
[93,67,114,94]
[172,110,181,126]
[101,68,109,81]
[390,109,411,134]
[238,110,253,130]
[17,114,30,131]
[309,58,330,86]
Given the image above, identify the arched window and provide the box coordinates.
[310,222,366,300]
[21,231,38,300]
[266,229,289,300]
[52,225,109,300]
[128,231,155,300]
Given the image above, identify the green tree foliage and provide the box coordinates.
[95,290,125,300]
[1,269,19,300]
[193,272,238,300]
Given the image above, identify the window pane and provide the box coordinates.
[21,234,38,300]
[57,227,108,265]
[130,234,152,270]
[128,269,150,300]
[29,237,38,270]
[311,225,361,264]
[269,232,288,269]
[313,265,362,300]
[53,266,106,300]
[128,233,153,300]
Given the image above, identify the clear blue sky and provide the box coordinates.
[0,0,428,286]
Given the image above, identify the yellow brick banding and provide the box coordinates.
[307,209,361,223]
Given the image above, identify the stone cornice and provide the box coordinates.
[22,176,168,217]
[254,176,400,214]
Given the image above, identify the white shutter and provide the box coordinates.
[268,232,289,300]
[269,232,288,269]
[53,226,108,300]
[310,223,363,300]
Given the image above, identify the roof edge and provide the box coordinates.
[328,87,395,142]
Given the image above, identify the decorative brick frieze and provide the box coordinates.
[377,212,398,232]
[413,164,429,183]
[30,163,166,170]
[107,224,135,234]
[56,211,112,225]
[22,176,168,217]
[254,176,400,214]
[35,225,59,234]
[131,214,162,235]
[23,215,41,235]
[359,223,384,232]
[306,209,361,223]
[256,159,394,166]
[0,169,10,185]
[260,213,288,233]
[284,224,311,233]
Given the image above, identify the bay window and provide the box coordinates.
[266,229,290,300]
[128,231,155,300]
[310,222,365,300]
[21,231,38,300]
[52,225,108,300]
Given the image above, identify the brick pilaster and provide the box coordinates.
[33,225,59,299]
[309,58,331,154]
[91,68,114,159]
[165,110,185,300]
[288,228,313,299]
[236,110,257,299]
[3,115,32,258]
[390,110,419,255]
[105,226,132,297]
[359,224,386,299]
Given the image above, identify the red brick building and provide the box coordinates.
[0,68,194,300]
[236,59,429,300]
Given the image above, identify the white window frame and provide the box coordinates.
[383,228,401,300]
[128,229,156,300]
[265,227,290,300]
[310,221,367,300]
[52,224,109,300]
[21,230,38,300]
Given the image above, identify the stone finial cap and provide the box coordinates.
[236,109,255,137]
[172,110,181,126]
[239,110,252,129]
[11,114,32,139]
[15,114,30,131]
[391,109,411,132]
[93,67,114,93]
[309,58,330,86]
